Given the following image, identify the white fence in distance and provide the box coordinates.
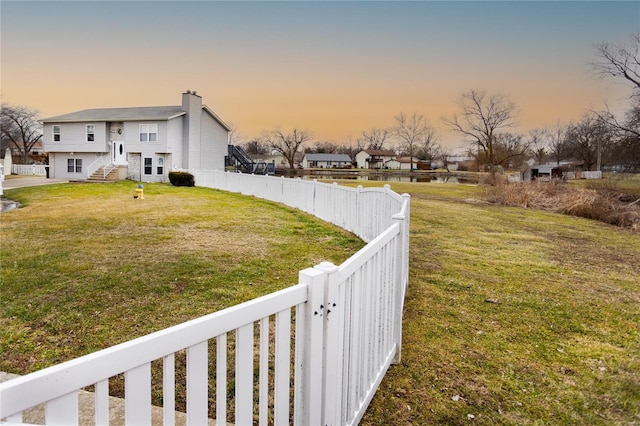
[581,170,603,179]
[0,171,410,426]
[11,164,47,176]
[193,171,408,243]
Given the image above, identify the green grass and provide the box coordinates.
[352,181,640,425]
[0,181,364,371]
[2,180,639,424]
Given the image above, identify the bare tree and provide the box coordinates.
[436,144,451,172]
[528,128,548,164]
[227,122,244,146]
[419,126,438,161]
[592,32,640,146]
[361,127,390,150]
[1,104,43,163]
[311,141,338,154]
[565,114,613,171]
[443,90,517,171]
[598,105,640,171]
[264,128,312,170]
[393,112,436,170]
[243,136,270,155]
[594,99,640,138]
[547,123,571,165]
[592,32,640,93]
[608,119,640,171]
[493,133,531,169]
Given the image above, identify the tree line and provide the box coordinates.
[2,33,639,172]
[238,32,640,172]
[237,112,440,170]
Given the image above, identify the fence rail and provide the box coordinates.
[0,171,410,426]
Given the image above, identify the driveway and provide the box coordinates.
[2,176,69,190]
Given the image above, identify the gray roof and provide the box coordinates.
[304,153,352,162]
[41,106,186,123]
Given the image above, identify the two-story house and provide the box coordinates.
[41,91,230,182]
[355,150,396,169]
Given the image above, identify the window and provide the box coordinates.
[139,124,158,142]
[86,124,95,142]
[144,157,153,175]
[156,157,164,175]
[53,125,61,142]
[67,158,82,173]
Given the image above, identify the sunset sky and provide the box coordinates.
[2,1,639,151]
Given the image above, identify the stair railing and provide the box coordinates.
[87,156,118,180]
[228,145,254,171]
[86,156,110,179]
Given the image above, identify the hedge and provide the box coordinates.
[168,171,195,187]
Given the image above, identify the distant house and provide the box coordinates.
[355,150,396,169]
[384,156,420,171]
[41,91,230,182]
[302,153,352,169]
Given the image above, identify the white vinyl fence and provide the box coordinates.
[11,164,47,176]
[581,170,603,179]
[0,171,410,426]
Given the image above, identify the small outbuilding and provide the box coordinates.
[523,164,564,181]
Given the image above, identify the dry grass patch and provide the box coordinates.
[483,179,640,230]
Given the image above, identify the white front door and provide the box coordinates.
[112,141,127,165]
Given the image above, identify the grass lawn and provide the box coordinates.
[2,179,639,424]
[0,181,364,372]
[351,181,639,425]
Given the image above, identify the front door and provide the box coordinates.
[112,141,127,165]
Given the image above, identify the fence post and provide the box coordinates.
[356,185,363,238]
[314,261,343,426]
[401,193,411,298]
[295,267,327,425]
[391,193,411,365]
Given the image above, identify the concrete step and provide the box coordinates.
[1,372,221,425]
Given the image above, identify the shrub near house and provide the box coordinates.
[168,171,195,187]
